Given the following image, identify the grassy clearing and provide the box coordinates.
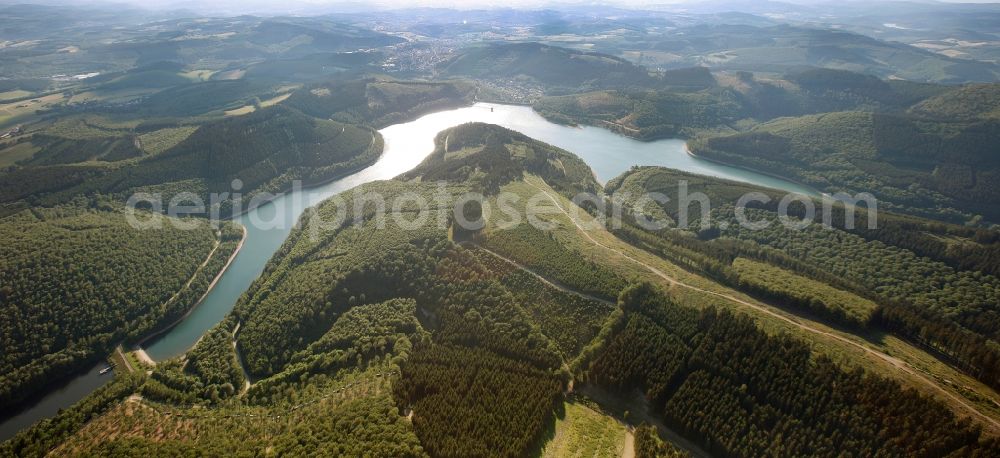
[125,351,145,372]
[214,69,246,80]
[180,70,216,81]
[53,365,400,455]
[443,145,482,161]
[541,398,626,458]
[576,385,707,458]
[0,141,39,166]
[0,90,32,102]
[109,346,132,375]
[223,105,255,116]
[138,126,199,155]
[223,93,292,117]
[260,92,291,107]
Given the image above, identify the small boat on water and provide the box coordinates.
[99,364,115,375]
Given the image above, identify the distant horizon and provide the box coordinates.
[4,0,1000,15]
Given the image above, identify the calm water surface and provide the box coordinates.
[0,364,112,442]
[1,103,813,441]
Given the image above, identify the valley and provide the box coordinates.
[3,2,1000,456]
[7,117,999,455]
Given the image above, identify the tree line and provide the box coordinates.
[0,202,229,412]
[585,283,1000,457]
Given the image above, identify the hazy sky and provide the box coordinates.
[120,0,1000,10]
[66,0,996,17]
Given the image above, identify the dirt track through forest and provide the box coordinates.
[526,179,1000,432]
[466,242,614,306]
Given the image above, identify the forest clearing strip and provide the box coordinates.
[129,371,395,420]
[113,345,134,374]
[232,321,252,396]
[467,237,711,457]
[526,179,1000,432]
[463,242,614,306]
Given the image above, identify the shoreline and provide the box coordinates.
[132,124,388,358]
[133,348,155,367]
[1,103,485,440]
[134,223,248,352]
[228,130,382,219]
[682,143,826,197]
[534,108,823,197]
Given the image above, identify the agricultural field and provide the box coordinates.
[0,93,65,128]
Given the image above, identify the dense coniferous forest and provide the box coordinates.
[5,121,1000,457]
[483,225,628,301]
[6,4,1000,453]
[467,248,615,357]
[604,166,1000,391]
[689,109,1000,223]
[587,283,1000,457]
[394,343,563,457]
[245,298,428,407]
[0,202,238,413]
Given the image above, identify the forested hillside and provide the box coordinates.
[910,83,1000,121]
[587,283,998,457]
[0,114,197,170]
[0,201,240,414]
[284,78,477,127]
[0,106,381,217]
[0,77,482,219]
[533,66,1000,224]
[634,23,1000,83]
[605,166,1000,392]
[534,67,948,140]
[402,122,601,196]
[690,109,1000,223]
[439,43,657,92]
[9,126,999,457]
